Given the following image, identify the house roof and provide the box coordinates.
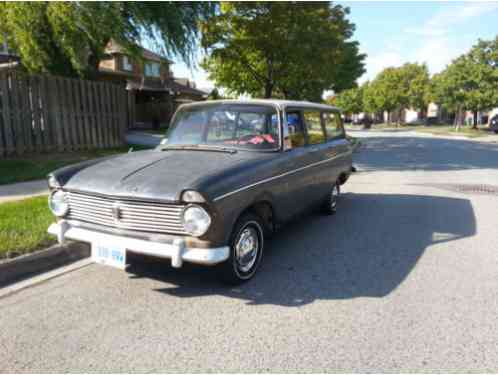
[168,79,207,96]
[126,78,208,97]
[104,40,173,64]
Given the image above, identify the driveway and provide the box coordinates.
[0,179,48,203]
[1,131,498,372]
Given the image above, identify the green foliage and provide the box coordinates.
[201,2,365,101]
[430,37,498,119]
[361,63,430,122]
[207,88,222,100]
[330,85,364,115]
[403,63,430,112]
[365,67,403,116]
[0,2,216,77]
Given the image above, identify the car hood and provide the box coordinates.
[61,149,255,202]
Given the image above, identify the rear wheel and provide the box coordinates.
[218,213,264,284]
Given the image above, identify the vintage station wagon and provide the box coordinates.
[47,100,353,283]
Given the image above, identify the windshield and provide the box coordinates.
[164,104,280,151]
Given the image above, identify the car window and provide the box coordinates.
[167,104,280,151]
[303,110,326,145]
[286,112,305,148]
[206,110,237,142]
[323,111,344,140]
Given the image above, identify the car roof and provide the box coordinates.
[179,99,341,112]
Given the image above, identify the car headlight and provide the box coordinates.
[182,205,211,236]
[48,190,69,217]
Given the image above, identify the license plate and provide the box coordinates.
[92,242,127,269]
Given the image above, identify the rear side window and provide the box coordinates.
[303,111,326,145]
[286,112,306,148]
[323,112,344,140]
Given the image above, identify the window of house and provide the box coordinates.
[122,56,133,71]
[323,111,344,140]
[286,111,305,148]
[0,40,8,54]
[145,62,160,77]
[303,110,326,145]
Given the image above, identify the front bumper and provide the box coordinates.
[48,221,230,268]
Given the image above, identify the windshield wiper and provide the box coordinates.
[159,144,238,154]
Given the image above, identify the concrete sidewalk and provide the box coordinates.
[0,179,48,203]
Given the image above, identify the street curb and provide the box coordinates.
[0,242,90,287]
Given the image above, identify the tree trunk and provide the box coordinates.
[386,111,391,125]
[454,106,462,131]
[264,82,273,98]
[420,108,428,125]
[472,110,478,129]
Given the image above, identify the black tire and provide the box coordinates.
[218,213,264,285]
[322,180,340,215]
[494,130,498,134]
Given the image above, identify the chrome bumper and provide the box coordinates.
[48,221,230,268]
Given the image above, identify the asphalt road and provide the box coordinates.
[2,130,498,372]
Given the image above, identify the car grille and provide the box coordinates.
[66,191,187,235]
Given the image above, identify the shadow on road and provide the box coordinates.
[355,136,498,172]
[126,192,476,307]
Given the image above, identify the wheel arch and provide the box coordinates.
[224,192,276,243]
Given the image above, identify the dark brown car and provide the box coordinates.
[47,100,353,283]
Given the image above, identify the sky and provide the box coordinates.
[171,1,498,93]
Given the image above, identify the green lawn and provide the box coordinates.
[0,195,55,259]
[346,122,494,138]
[0,143,153,185]
[412,125,493,138]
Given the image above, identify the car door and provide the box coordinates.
[301,109,331,205]
[322,110,350,187]
[275,108,318,220]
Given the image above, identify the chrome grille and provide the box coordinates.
[66,191,187,235]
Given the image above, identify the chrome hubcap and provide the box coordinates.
[331,184,339,209]
[235,226,259,273]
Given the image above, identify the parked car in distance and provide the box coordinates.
[490,114,498,134]
[47,100,353,284]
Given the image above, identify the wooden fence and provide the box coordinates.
[0,70,128,157]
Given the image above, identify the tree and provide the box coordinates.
[402,63,430,120]
[362,81,379,115]
[361,63,430,125]
[207,88,222,100]
[201,2,365,101]
[363,67,404,124]
[0,2,216,78]
[430,37,498,128]
[330,85,364,115]
[427,70,463,126]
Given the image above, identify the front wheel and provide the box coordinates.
[218,213,264,284]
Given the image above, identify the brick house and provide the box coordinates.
[98,40,207,128]
[0,38,207,128]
